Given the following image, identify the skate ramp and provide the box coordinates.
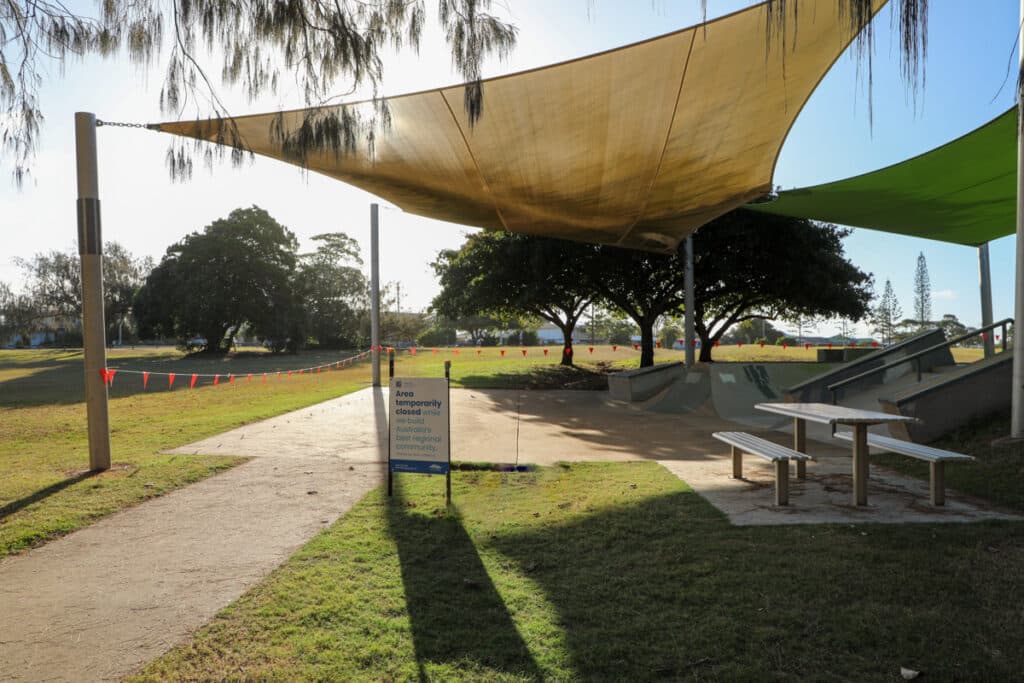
[643,363,824,428]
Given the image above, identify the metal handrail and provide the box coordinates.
[828,318,1013,402]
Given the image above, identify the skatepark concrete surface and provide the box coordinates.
[171,386,1019,526]
[3,385,1018,682]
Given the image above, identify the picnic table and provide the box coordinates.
[753,402,917,506]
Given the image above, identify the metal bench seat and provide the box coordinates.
[834,431,974,506]
[712,431,811,506]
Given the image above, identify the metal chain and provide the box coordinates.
[95,120,152,129]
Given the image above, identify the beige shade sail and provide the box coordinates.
[155,0,886,252]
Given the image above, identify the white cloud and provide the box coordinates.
[933,289,956,300]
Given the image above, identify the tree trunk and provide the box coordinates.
[555,319,577,366]
[698,334,714,362]
[639,321,655,367]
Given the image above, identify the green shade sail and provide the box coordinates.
[749,107,1016,246]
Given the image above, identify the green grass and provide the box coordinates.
[873,410,1024,511]
[0,347,372,557]
[130,461,1024,682]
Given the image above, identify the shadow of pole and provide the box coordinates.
[386,476,542,681]
[0,470,100,519]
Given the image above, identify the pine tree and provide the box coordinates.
[913,252,932,329]
[872,279,902,345]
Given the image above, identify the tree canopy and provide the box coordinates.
[689,209,873,361]
[432,232,592,365]
[134,206,301,352]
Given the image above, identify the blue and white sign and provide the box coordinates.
[389,377,450,474]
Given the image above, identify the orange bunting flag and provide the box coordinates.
[168,372,177,389]
[588,346,594,354]
[997,335,1001,341]
[633,344,639,351]
[229,374,235,384]
[982,333,988,340]
[288,371,293,377]
[410,347,417,355]
[760,343,765,348]
[476,349,481,356]
[299,369,304,375]
[656,341,661,349]
[612,345,617,352]
[262,373,267,384]
[247,374,253,383]
[678,339,684,347]
[454,349,460,355]
[143,371,150,389]
[715,341,720,347]
[804,343,810,350]
[214,375,220,386]
[387,347,394,354]
[782,343,788,349]
[500,349,506,357]
[518,349,525,357]
[188,374,196,389]
[738,342,743,348]
[99,368,107,383]
[849,342,856,348]
[828,343,832,349]
[277,371,282,378]
[872,341,879,348]
[565,347,573,356]
[543,349,549,356]
[692,339,697,346]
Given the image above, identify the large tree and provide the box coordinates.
[871,279,903,346]
[296,232,367,348]
[432,232,591,365]
[134,206,301,352]
[15,242,152,342]
[688,210,874,361]
[578,245,687,368]
[913,251,932,329]
[0,281,44,345]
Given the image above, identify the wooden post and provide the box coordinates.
[75,113,111,472]
[731,446,742,479]
[774,459,789,506]
[793,417,807,479]
[929,461,945,506]
[852,424,869,506]
[370,204,381,387]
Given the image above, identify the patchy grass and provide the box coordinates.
[130,461,1024,682]
[0,348,372,556]
[873,411,1024,512]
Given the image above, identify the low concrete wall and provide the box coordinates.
[879,353,1012,443]
[787,329,951,404]
[607,362,685,402]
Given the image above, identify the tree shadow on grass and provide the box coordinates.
[0,470,99,519]
[386,477,542,681]
[488,487,1024,681]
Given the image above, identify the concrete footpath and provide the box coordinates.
[0,457,384,681]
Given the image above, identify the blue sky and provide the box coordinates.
[0,0,1019,338]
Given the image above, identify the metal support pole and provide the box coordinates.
[979,243,995,358]
[1013,0,1024,436]
[75,112,111,471]
[370,203,381,387]
[684,234,695,367]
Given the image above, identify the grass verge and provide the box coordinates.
[0,348,371,557]
[130,462,1024,682]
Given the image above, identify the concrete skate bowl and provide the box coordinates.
[643,363,825,428]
